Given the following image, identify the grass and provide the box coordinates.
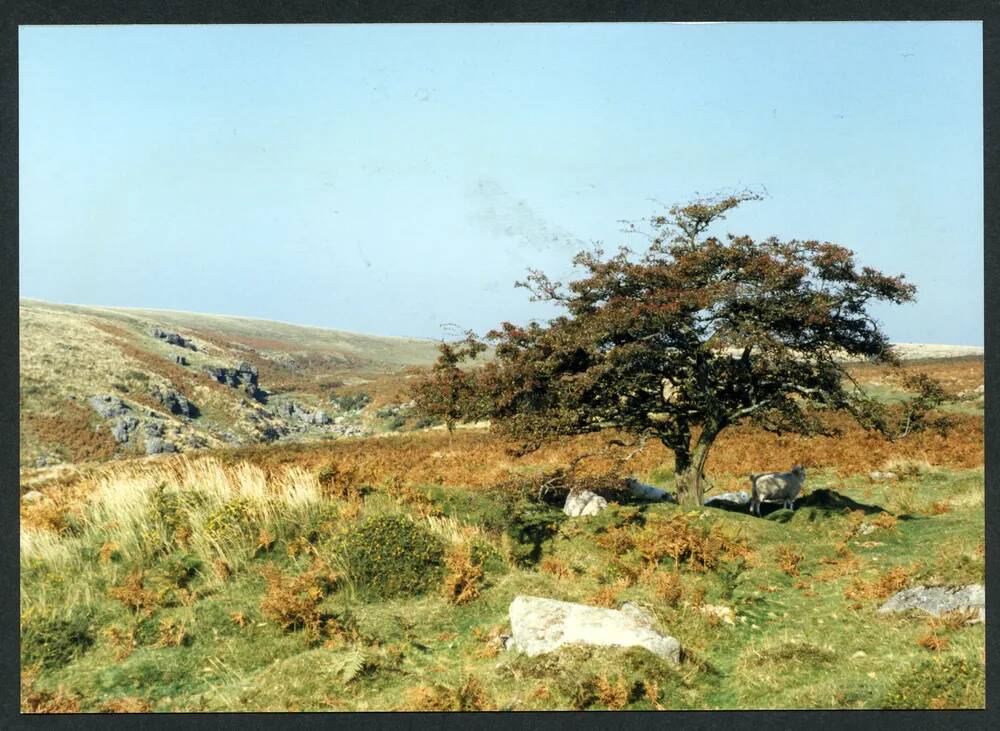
[20,446,984,711]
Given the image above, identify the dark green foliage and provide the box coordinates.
[21,609,95,669]
[330,392,371,412]
[336,515,445,600]
[384,415,407,431]
[882,655,985,709]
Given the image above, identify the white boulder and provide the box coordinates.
[625,478,675,502]
[21,490,45,505]
[507,595,681,664]
[563,490,608,517]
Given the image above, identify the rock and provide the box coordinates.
[152,328,197,351]
[144,421,164,438]
[869,471,898,481]
[22,490,45,504]
[626,478,675,502]
[151,387,198,418]
[704,491,750,506]
[89,395,129,419]
[878,584,984,623]
[857,523,877,536]
[311,410,330,425]
[563,489,608,517]
[145,437,178,455]
[111,416,140,443]
[207,362,263,401]
[699,604,736,625]
[507,595,681,664]
[174,355,189,366]
[34,454,59,468]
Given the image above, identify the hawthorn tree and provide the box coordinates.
[450,192,946,507]
[410,331,487,443]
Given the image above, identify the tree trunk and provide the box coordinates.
[673,439,713,508]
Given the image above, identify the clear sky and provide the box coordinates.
[19,22,983,344]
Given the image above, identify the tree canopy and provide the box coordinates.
[412,192,948,506]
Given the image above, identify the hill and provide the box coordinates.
[19,299,441,467]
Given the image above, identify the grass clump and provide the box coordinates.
[881,655,984,709]
[335,514,445,600]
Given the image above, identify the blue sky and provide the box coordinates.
[19,22,983,344]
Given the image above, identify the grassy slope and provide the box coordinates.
[19,300,441,466]
[20,452,984,712]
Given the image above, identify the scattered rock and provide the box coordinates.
[152,327,197,351]
[174,355,189,366]
[869,471,898,481]
[88,395,130,419]
[699,604,736,625]
[311,409,330,425]
[507,595,681,664]
[857,523,877,536]
[626,478,675,502]
[144,421,164,438]
[22,490,45,504]
[151,387,198,418]
[111,416,140,443]
[145,437,178,455]
[563,489,608,517]
[878,584,984,624]
[704,491,750,506]
[34,454,59,468]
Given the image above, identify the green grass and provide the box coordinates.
[20,465,984,711]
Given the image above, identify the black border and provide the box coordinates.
[2,2,996,730]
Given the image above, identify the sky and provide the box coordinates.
[19,22,983,344]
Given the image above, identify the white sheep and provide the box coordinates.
[748,466,806,516]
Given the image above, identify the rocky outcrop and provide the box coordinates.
[563,490,608,517]
[145,437,178,455]
[144,421,164,438]
[151,386,198,418]
[152,328,197,351]
[507,596,681,664]
[878,584,984,623]
[271,400,332,427]
[89,395,130,419]
[111,416,140,443]
[207,362,263,401]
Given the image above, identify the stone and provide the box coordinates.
[878,584,984,623]
[152,327,197,351]
[111,416,140,443]
[207,362,263,401]
[868,471,898,481]
[89,395,129,419]
[626,478,675,502]
[22,490,45,504]
[507,595,681,664]
[563,489,608,517]
[145,437,178,455]
[704,491,750,506]
[151,387,198,417]
[144,421,164,438]
[174,355,189,366]
[311,410,330,425]
[699,604,736,625]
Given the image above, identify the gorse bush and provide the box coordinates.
[21,609,95,669]
[336,515,445,600]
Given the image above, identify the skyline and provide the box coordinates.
[19,22,984,344]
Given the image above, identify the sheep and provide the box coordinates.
[625,477,676,503]
[748,466,806,516]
